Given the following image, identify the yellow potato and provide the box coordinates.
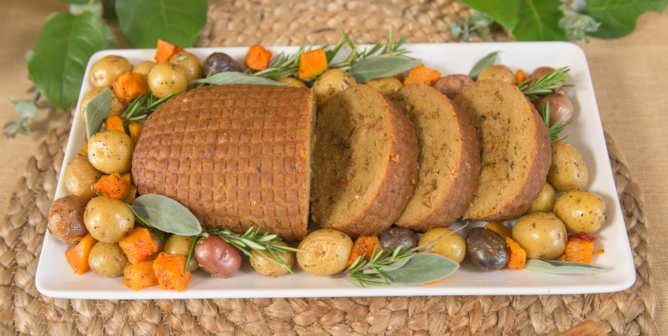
[148,62,188,98]
[250,241,294,277]
[527,182,557,213]
[164,235,199,272]
[418,228,466,264]
[132,61,156,82]
[297,229,352,276]
[512,212,567,260]
[366,77,403,96]
[64,154,103,200]
[478,64,516,85]
[312,69,357,108]
[277,77,307,88]
[84,196,135,243]
[88,242,128,277]
[79,87,125,123]
[554,189,606,233]
[87,130,134,174]
[90,55,132,88]
[169,51,203,82]
[548,141,588,191]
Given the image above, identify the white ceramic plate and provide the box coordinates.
[36,42,635,299]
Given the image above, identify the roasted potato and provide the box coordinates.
[366,77,403,96]
[87,130,134,174]
[79,87,125,123]
[169,51,203,82]
[277,77,307,88]
[84,196,135,243]
[132,61,156,82]
[418,228,466,264]
[250,241,294,277]
[297,229,352,276]
[527,182,557,213]
[88,242,128,277]
[529,66,563,92]
[64,154,103,200]
[312,69,357,108]
[203,52,242,76]
[431,74,473,99]
[537,92,574,127]
[467,227,509,271]
[148,62,188,98]
[478,65,516,85]
[554,189,606,233]
[512,212,567,260]
[164,235,199,272]
[90,55,132,88]
[195,235,242,278]
[48,195,88,243]
[379,227,417,251]
[548,141,588,191]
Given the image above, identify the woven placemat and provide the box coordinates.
[0,1,655,335]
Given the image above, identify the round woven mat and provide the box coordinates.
[1,1,655,335]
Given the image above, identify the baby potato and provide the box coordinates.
[418,228,466,264]
[87,130,134,174]
[84,196,135,243]
[250,241,294,277]
[132,61,156,82]
[195,235,242,278]
[90,55,132,88]
[379,227,417,251]
[64,154,103,200]
[366,77,403,96]
[277,77,307,88]
[202,52,242,75]
[467,227,509,271]
[478,65,516,85]
[512,212,567,260]
[164,235,199,272]
[312,69,357,108]
[527,182,557,213]
[169,51,203,82]
[554,189,606,234]
[48,195,88,244]
[431,74,473,99]
[79,87,125,123]
[89,242,128,277]
[536,92,574,127]
[297,229,352,276]
[148,62,188,98]
[548,141,588,192]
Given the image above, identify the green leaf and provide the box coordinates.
[460,0,520,31]
[469,51,498,80]
[59,0,89,3]
[70,0,103,18]
[449,22,463,39]
[15,101,38,119]
[131,194,202,236]
[585,0,667,39]
[190,72,287,86]
[513,0,568,41]
[559,10,601,41]
[471,11,495,27]
[348,56,422,83]
[28,12,107,110]
[116,0,208,48]
[377,253,460,285]
[84,87,112,139]
[524,259,607,274]
[104,23,118,49]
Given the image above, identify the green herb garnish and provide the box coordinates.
[542,101,573,142]
[121,91,177,123]
[518,66,574,100]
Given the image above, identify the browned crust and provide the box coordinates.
[391,84,481,231]
[132,85,315,241]
[454,79,551,221]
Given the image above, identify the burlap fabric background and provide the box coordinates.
[0,0,661,335]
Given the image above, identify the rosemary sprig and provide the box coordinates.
[120,92,177,123]
[543,101,573,142]
[332,223,469,287]
[184,227,301,273]
[518,66,575,100]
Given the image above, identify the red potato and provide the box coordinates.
[432,74,473,99]
[195,235,242,278]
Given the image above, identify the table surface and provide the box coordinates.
[0,0,666,333]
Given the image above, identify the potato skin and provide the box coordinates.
[250,241,294,277]
[89,242,128,277]
[84,196,135,243]
[478,65,516,85]
[202,52,242,76]
[169,51,203,82]
[195,235,242,278]
[527,182,557,213]
[87,130,134,174]
[297,229,352,276]
[366,77,403,96]
[537,93,574,127]
[64,154,103,200]
[277,77,307,88]
[164,235,199,272]
[418,228,466,264]
[90,55,132,88]
[48,195,89,243]
[312,69,357,108]
[467,227,508,271]
[148,62,188,98]
[548,141,588,192]
[79,87,125,123]
[554,189,606,233]
[512,212,567,260]
[432,74,473,99]
[132,61,156,82]
[379,227,417,251]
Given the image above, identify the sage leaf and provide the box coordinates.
[378,253,460,285]
[348,56,422,83]
[189,72,287,86]
[524,259,607,274]
[131,194,202,236]
[116,0,208,48]
[469,51,498,80]
[84,87,112,139]
[362,256,412,275]
[15,102,37,119]
[513,0,568,41]
[585,0,667,39]
[460,0,520,32]
[28,12,107,110]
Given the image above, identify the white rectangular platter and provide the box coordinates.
[36,42,636,299]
